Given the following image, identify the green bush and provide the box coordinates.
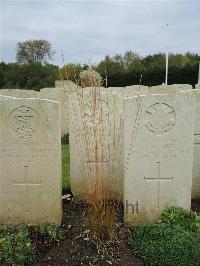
[129,223,200,266]
[0,223,61,265]
[160,206,200,232]
[0,226,36,265]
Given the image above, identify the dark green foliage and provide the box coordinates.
[0,223,61,265]
[0,62,59,90]
[160,206,200,232]
[0,225,36,265]
[96,52,200,87]
[61,133,69,145]
[1,51,199,90]
[129,223,200,266]
[129,207,200,266]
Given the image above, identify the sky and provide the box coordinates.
[0,0,200,66]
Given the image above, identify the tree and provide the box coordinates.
[16,39,55,64]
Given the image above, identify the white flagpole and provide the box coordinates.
[105,69,108,87]
[165,24,169,85]
[198,62,200,84]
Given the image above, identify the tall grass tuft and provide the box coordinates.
[79,68,102,87]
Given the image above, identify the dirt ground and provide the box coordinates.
[31,196,200,266]
[32,193,143,266]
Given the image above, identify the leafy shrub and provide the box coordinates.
[160,206,200,232]
[0,226,36,265]
[0,223,61,265]
[129,223,200,266]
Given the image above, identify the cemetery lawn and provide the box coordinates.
[62,144,70,190]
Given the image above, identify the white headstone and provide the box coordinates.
[55,80,79,93]
[0,96,62,225]
[0,89,39,98]
[39,87,69,136]
[123,85,149,97]
[195,84,200,90]
[124,94,195,225]
[69,89,123,198]
[149,84,192,94]
[191,90,200,198]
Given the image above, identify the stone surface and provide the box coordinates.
[123,85,149,97]
[69,89,123,198]
[40,87,69,136]
[149,84,192,94]
[0,95,62,225]
[55,80,79,93]
[195,84,200,90]
[192,90,200,198]
[124,94,195,225]
[0,89,39,98]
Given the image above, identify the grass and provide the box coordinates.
[129,207,200,266]
[62,144,70,190]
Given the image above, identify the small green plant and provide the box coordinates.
[129,223,200,266]
[160,206,200,232]
[0,223,61,265]
[0,226,36,265]
[35,223,62,241]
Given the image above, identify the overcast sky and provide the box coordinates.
[1,0,200,66]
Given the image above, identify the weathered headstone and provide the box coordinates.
[195,84,200,90]
[149,84,192,94]
[123,85,149,97]
[124,94,195,225]
[0,89,39,98]
[0,95,62,225]
[192,90,200,198]
[69,89,123,198]
[40,87,69,136]
[55,80,79,93]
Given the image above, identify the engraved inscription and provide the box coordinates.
[9,106,37,139]
[84,99,110,126]
[144,103,176,135]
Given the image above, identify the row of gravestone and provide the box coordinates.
[1,82,198,137]
[0,81,200,226]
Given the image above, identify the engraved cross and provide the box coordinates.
[12,165,41,214]
[144,162,174,208]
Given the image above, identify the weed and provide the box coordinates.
[34,223,62,241]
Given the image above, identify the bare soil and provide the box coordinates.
[30,196,200,266]
[31,193,143,266]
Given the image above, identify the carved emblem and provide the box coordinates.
[84,99,110,126]
[9,106,37,139]
[144,103,176,135]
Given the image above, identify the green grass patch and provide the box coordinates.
[129,207,200,266]
[62,144,70,190]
